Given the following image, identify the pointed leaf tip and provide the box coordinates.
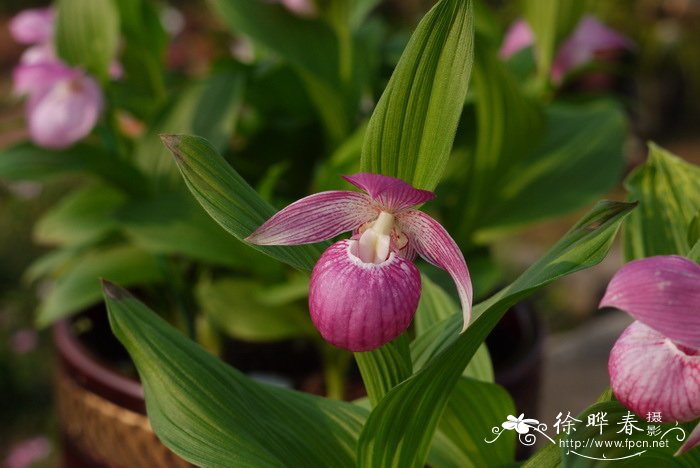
[159,134,183,158]
[101,279,128,301]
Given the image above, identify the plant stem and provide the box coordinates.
[323,347,351,400]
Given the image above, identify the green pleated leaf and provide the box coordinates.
[453,43,545,240]
[207,0,362,140]
[562,402,700,467]
[431,377,516,468]
[623,143,700,260]
[34,185,125,246]
[135,67,246,182]
[163,134,324,271]
[55,0,120,80]
[355,335,413,407]
[36,245,164,327]
[196,277,314,342]
[412,275,493,382]
[472,100,626,242]
[688,240,700,264]
[357,200,635,468]
[116,0,168,109]
[360,0,474,191]
[522,0,585,83]
[117,192,280,274]
[208,0,338,84]
[0,142,147,195]
[104,281,367,467]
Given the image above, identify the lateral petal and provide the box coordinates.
[309,239,422,352]
[552,15,634,83]
[246,191,377,246]
[609,321,700,423]
[397,210,472,331]
[13,62,75,96]
[499,19,534,59]
[343,173,434,212]
[9,7,54,45]
[676,421,700,456]
[600,255,700,349]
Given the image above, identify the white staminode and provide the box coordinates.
[358,211,394,264]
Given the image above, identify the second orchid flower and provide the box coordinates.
[247,173,472,352]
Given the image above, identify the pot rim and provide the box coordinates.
[53,318,145,412]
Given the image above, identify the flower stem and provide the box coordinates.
[323,347,351,400]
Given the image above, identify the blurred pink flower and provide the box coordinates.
[500,14,634,84]
[499,19,534,59]
[600,255,700,455]
[277,0,317,18]
[11,329,38,354]
[9,8,55,45]
[10,7,107,149]
[4,436,51,468]
[13,62,103,149]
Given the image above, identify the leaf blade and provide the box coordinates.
[105,281,367,468]
[360,0,474,191]
[357,201,635,468]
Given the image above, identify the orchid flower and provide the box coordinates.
[500,15,634,84]
[10,7,108,149]
[600,255,700,455]
[246,173,472,352]
[276,0,317,18]
[9,7,55,45]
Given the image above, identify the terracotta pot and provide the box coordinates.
[53,317,190,468]
[53,302,543,466]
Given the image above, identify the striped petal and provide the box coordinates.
[343,173,434,212]
[9,7,54,45]
[246,191,377,246]
[397,209,472,331]
[609,321,700,423]
[309,240,422,352]
[677,422,700,455]
[600,255,700,349]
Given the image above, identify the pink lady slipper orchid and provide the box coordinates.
[13,62,103,149]
[10,7,105,149]
[601,255,700,455]
[500,15,634,84]
[246,173,472,352]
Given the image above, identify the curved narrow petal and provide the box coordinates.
[553,15,634,83]
[499,19,534,59]
[677,422,700,456]
[20,43,56,66]
[609,322,700,423]
[343,173,434,212]
[397,210,472,331]
[246,191,377,246]
[600,255,700,349]
[27,73,103,149]
[278,0,317,18]
[9,7,55,45]
[502,421,517,430]
[13,62,75,96]
[309,239,422,352]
